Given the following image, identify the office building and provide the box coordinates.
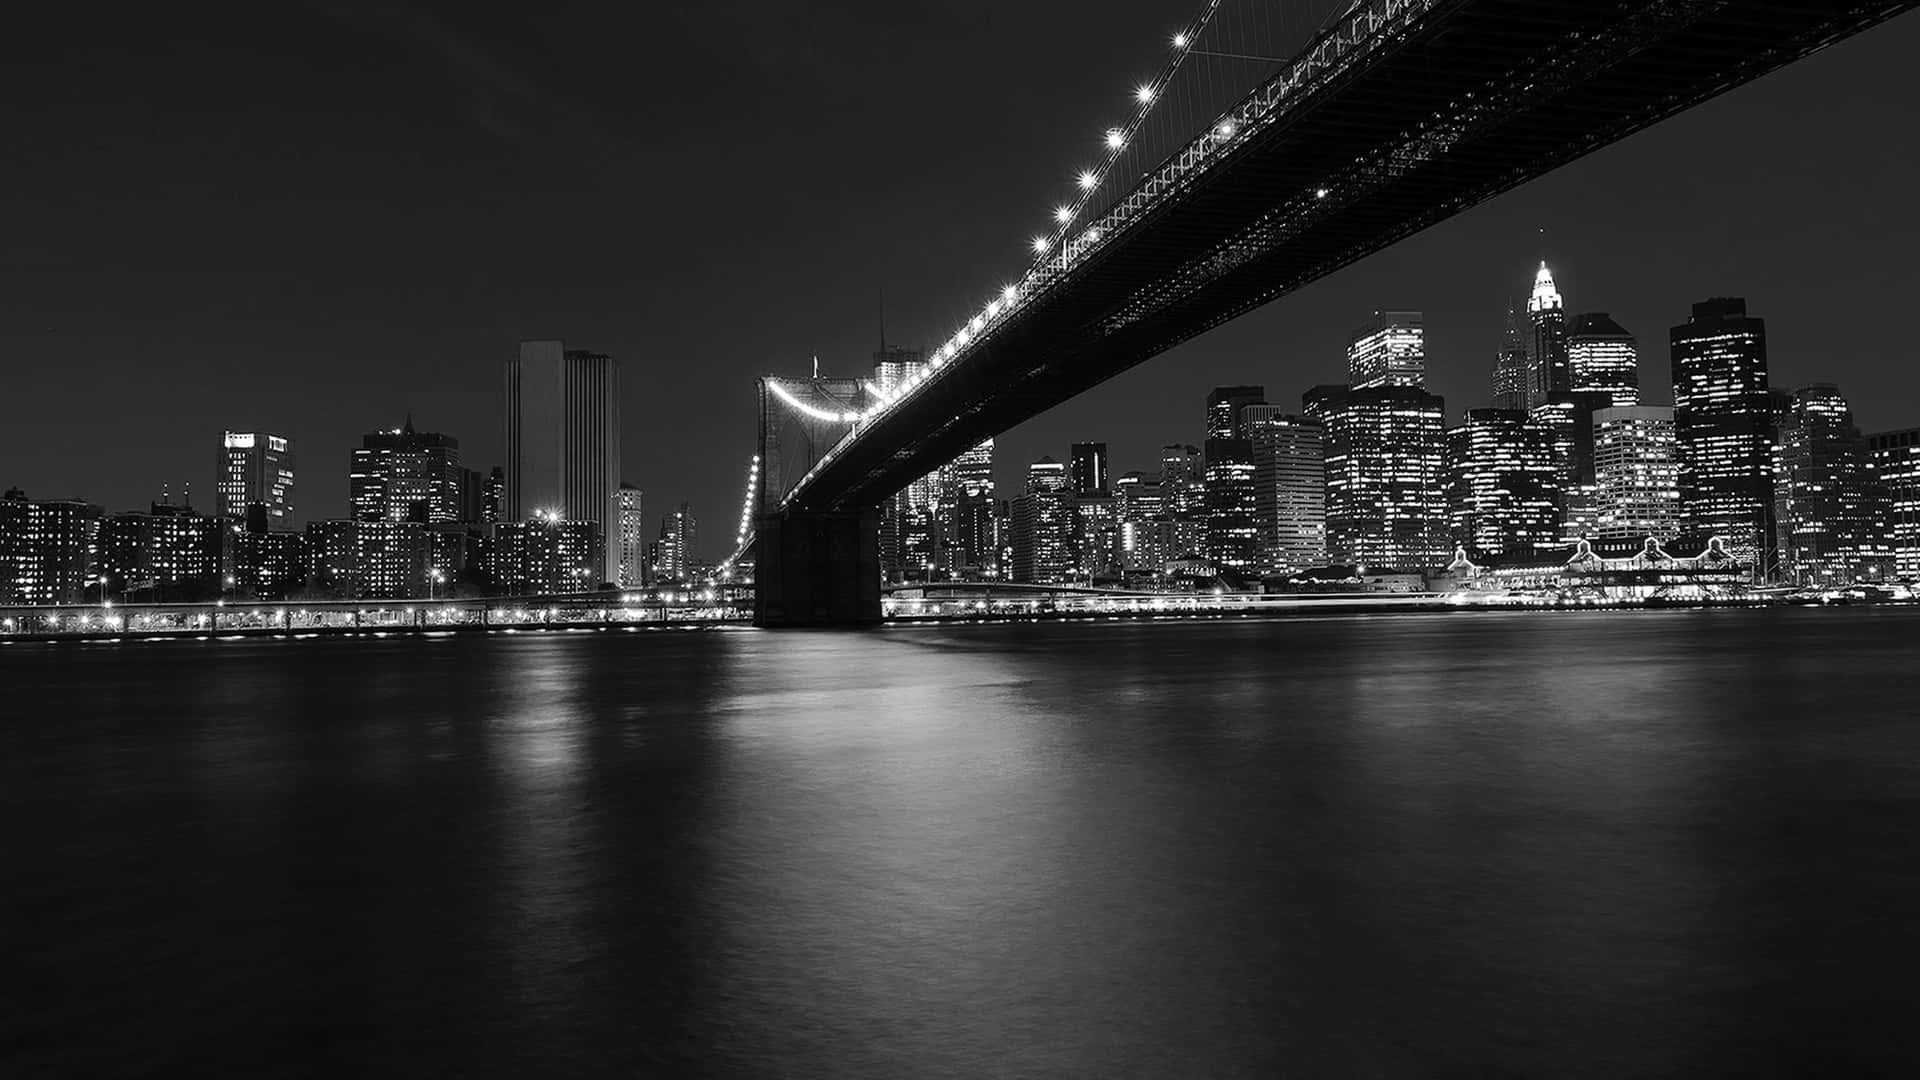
[653,503,695,583]
[1492,308,1529,411]
[218,432,294,530]
[1070,442,1110,496]
[1306,382,1448,571]
[1242,406,1326,573]
[937,438,996,577]
[1568,313,1640,407]
[350,417,463,524]
[1349,311,1425,390]
[1115,472,1171,578]
[1525,262,1569,409]
[98,502,225,600]
[232,529,307,600]
[1444,409,1561,556]
[1202,435,1260,573]
[504,340,621,582]
[616,484,646,587]
[1160,444,1205,559]
[1205,386,1266,441]
[1008,457,1074,584]
[1670,298,1778,569]
[1777,385,1888,584]
[1591,406,1684,541]
[1869,428,1920,579]
[489,516,599,595]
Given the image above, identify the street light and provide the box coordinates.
[429,568,445,601]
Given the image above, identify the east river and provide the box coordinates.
[7,607,1919,1075]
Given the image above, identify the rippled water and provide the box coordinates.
[7,608,1919,1075]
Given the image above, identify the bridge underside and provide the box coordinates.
[787,0,1915,515]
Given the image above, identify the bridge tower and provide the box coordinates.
[754,376,883,627]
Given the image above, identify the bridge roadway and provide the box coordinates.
[758,0,1916,625]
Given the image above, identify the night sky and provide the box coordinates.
[7,3,1918,561]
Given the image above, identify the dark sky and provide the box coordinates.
[6,3,1918,561]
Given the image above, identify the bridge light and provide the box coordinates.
[1135,85,1154,104]
[1172,33,1188,48]
[1032,236,1050,253]
[1053,205,1072,224]
[1002,284,1018,303]
[969,315,984,333]
[1315,187,1329,198]
[1076,170,1097,190]
[1216,121,1235,139]
[1105,129,1125,150]
[986,298,1002,316]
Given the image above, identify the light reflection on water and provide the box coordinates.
[6,608,1920,1075]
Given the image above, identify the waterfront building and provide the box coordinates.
[1591,406,1684,541]
[1525,262,1569,410]
[1348,311,1425,390]
[1568,313,1641,407]
[1776,385,1889,584]
[1670,298,1779,569]
[350,418,463,524]
[1443,409,1561,557]
[489,516,599,595]
[1070,442,1110,496]
[1115,472,1170,578]
[1492,308,1529,411]
[1008,457,1074,584]
[299,519,431,599]
[232,529,307,600]
[653,503,695,583]
[1868,428,1920,579]
[504,341,621,582]
[1443,535,1750,601]
[1160,444,1205,559]
[98,502,225,600]
[1306,383,1448,570]
[1,489,103,604]
[218,431,295,531]
[936,438,995,577]
[616,484,646,587]
[1241,406,1326,573]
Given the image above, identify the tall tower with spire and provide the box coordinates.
[1492,307,1528,411]
[1525,260,1568,410]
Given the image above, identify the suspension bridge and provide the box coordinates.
[729,0,1916,626]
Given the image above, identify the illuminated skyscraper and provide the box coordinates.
[1568,313,1641,407]
[1,490,103,604]
[1074,493,1121,580]
[219,431,294,531]
[1008,457,1073,584]
[1868,428,1920,579]
[1205,386,1266,440]
[350,417,462,523]
[1241,405,1326,573]
[1160,444,1205,559]
[1444,409,1561,556]
[1525,261,1569,410]
[1492,308,1529,411]
[504,340,620,582]
[1777,385,1888,584]
[616,484,645,587]
[1349,311,1424,390]
[870,346,939,580]
[1670,298,1777,569]
[1070,442,1109,496]
[1115,472,1170,578]
[1306,383,1447,571]
[489,516,598,595]
[652,503,695,583]
[1592,406,1684,541]
[937,438,995,577]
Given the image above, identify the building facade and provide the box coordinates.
[1568,312,1640,407]
[1868,428,1920,579]
[218,432,294,530]
[1,490,103,604]
[1591,406,1684,542]
[1443,408,1562,557]
[1008,457,1073,584]
[490,517,599,595]
[1242,407,1326,574]
[1776,385,1888,584]
[616,484,646,587]
[350,418,463,524]
[504,341,621,583]
[1670,298,1778,570]
[1525,262,1569,410]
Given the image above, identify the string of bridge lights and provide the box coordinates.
[772,7,1225,440]
[720,454,761,572]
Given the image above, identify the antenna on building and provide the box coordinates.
[812,355,820,379]
[162,481,171,506]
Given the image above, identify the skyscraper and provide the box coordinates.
[350,417,462,523]
[1568,313,1641,407]
[504,340,621,582]
[1114,472,1170,579]
[218,432,294,530]
[1776,385,1888,584]
[1348,311,1425,389]
[1205,386,1266,441]
[1160,444,1205,559]
[937,438,995,577]
[652,503,695,583]
[1670,298,1777,569]
[1525,262,1569,410]
[1492,308,1529,411]
[873,347,938,581]
[1008,457,1073,584]
[1069,442,1109,496]
[1,490,103,604]
[1868,428,1920,579]
[1591,406,1684,541]
[616,484,646,587]
[1242,406,1326,573]
[1306,383,1448,571]
[1443,409,1561,556]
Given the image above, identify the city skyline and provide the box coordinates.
[3,5,1918,532]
